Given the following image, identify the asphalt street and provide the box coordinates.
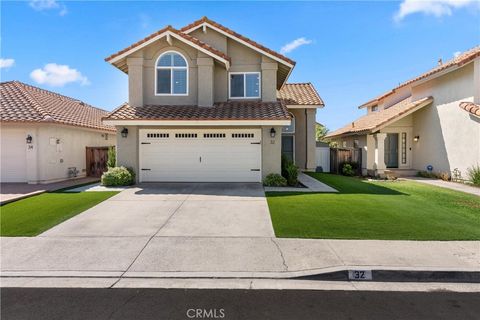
[1,288,479,320]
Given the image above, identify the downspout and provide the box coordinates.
[305,109,308,170]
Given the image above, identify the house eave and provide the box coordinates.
[103,119,291,126]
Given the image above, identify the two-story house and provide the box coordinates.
[326,46,480,178]
[103,17,324,182]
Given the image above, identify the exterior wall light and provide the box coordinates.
[121,128,129,138]
[413,135,420,142]
[270,127,276,138]
[26,134,33,144]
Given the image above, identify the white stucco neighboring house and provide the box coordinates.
[0,81,116,184]
[326,46,480,179]
[103,17,324,183]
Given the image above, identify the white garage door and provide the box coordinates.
[139,129,262,182]
[1,128,27,182]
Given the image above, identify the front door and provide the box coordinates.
[281,135,294,162]
[384,133,399,168]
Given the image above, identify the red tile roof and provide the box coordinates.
[180,16,295,67]
[359,46,480,108]
[105,25,231,65]
[103,101,290,121]
[326,96,433,138]
[278,83,324,106]
[459,102,480,117]
[0,81,115,132]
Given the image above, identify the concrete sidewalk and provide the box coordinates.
[2,237,479,280]
[406,177,480,196]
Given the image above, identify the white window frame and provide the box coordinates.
[282,112,295,134]
[155,51,189,96]
[228,72,261,99]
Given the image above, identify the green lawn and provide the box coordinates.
[0,191,118,236]
[266,173,480,240]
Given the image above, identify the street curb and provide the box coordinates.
[2,268,479,283]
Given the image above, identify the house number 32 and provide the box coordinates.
[348,270,372,280]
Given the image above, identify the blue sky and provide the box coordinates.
[1,1,479,130]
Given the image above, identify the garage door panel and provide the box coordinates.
[139,129,261,182]
[1,128,27,182]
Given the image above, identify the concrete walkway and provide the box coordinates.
[0,177,99,205]
[2,238,478,279]
[264,172,338,192]
[406,177,480,196]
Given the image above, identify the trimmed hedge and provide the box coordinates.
[101,166,136,186]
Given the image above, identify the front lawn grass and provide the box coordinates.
[266,173,480,240]
[0,191,118,236]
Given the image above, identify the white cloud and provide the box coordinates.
[280,37,313,54]
[453,51,462,58]
[0,58,15,69]
[30,63,89,87]
[394,0,478,21]
[29,0,67,16]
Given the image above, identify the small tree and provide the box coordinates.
[106,146,116,168]
[315,123,330,142]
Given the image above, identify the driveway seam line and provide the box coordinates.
[108,187,194,288]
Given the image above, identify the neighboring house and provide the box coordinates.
[103,17,324,183]
[0,81,116,184]
[326,46,480,178]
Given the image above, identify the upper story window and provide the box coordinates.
[155,51,188,96]
[229,72,261,99]
[282,113,295,134]
[371,105,379,112]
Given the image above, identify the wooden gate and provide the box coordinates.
[330,148,362,175]
[86,147,109,177]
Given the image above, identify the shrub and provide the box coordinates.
[342,163,355,176]
[437,171,450,181]
[263,174,287,187]
[101,166,135,186]
[467,165,480,186]
[416,171,437,179]
[106,146,116,168]
[281,155,299,186]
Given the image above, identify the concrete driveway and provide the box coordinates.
[41,183,275,238]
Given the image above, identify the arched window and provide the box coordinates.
[155,51,188,95]
[282,113,295,134]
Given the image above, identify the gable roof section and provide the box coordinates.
[278,83,324,106]
[0,81,115,132]
[180,17,295,68]
[326,96,433,138]
[105,25,231,73]
[459,102,480,117]
[359,46,480,109]
[103,100,290,123]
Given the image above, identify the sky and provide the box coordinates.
[1,0,479,131]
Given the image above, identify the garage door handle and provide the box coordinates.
[141,142,151,145]
[250,169,260,171]
[251,142,261,145]
[141,168,151,171]
[199,156,202,163]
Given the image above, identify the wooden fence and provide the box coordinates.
[330,148,362,175]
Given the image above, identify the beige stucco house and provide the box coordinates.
[326,46,480,178]
[0,81,116,184]
[103,17,324,183]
